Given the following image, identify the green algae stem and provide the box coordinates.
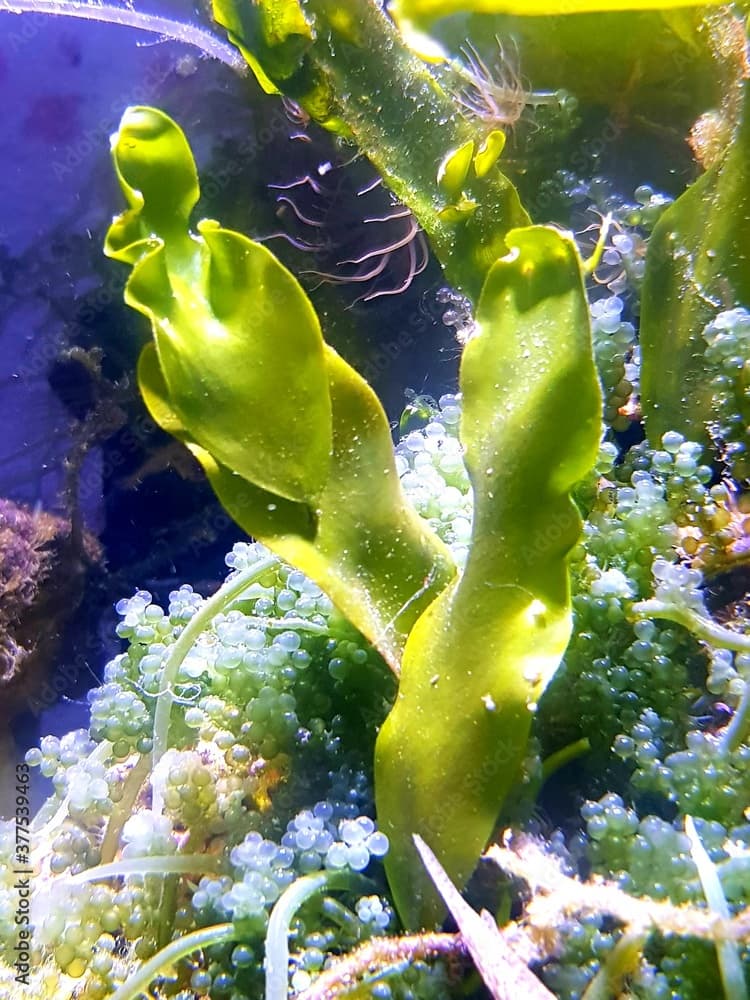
[213,0,529,300]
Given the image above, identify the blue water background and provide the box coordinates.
[0,2,248,523]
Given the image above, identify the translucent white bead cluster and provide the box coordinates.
[589,567,636,600]
[226,541,334,619]
[195,806,389,924]
[282,803,388,873]
[220,832,295,919]
[649,556,707,614]
[707,647,750,704]
[589,294,636,430]
[396,394,473,568]
[355,894,392,930]
[120,811,176,858]
[702,306,750,462]
[436,285,476,344]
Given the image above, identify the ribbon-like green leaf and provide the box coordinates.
[211,0,314,94]
[107,107,455,670]
[640,78,750,447]
[188,346,457,671]
[390,0,728,132]
[106,106,331,505]
[375,226,601,928]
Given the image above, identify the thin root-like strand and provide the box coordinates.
[255,232,326,253]
[298,932,467,1000]
[341,219,419,267]
[301,253,391,289]
[275,195,327,228]
[362,207,414,224]
[357,176,384,196]
[269,175,325,196]
[358,231,430,304]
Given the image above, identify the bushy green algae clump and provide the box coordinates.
[7,383,750,998]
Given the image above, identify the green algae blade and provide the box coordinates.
[391,1,728,131]
[141,338,455,673]
[106,106,331,505]
[195,347,456,672]
[211,0,313,94]
[640,78,750,448]
[375,226,601,928]
[108,107,454,670]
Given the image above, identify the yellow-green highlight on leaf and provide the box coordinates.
[392,0,730,23]
[437,140,475,198]
[582,211,614,276]
[211,0,313,87]
[106,107,455,672]
[375,226,601,929]
[438,197,479,223]
[474,130,506,178]
[439,9,726,138]
[640,77,750,448]
[137,342,317,544]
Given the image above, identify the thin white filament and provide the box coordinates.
[0,0,248,75]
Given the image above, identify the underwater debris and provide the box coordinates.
[296,931,467,1000]
[0,497,100,724]
[451,37,560,132]
[689,11,750,169]
[487,835,750,955]
[414,834,555,1000]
